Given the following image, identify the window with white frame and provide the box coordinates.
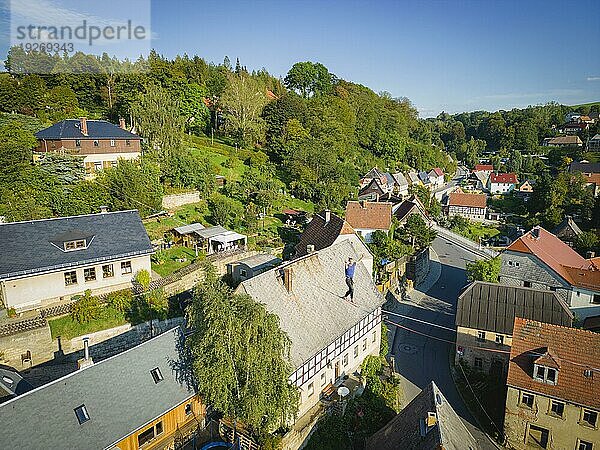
[64,271,77,286]
[342,353,348,366]
[477,331,486,342]
[110,139,115,147]
[353,346,358,358]
[582,409,598,428]
[495,334,504,345]
[102,264,114,278]
[84,267,96,282]
[362,338,367,351]
[121,261,132,274]
[307,382,314,397]
[534,364,558,385]
[521,392,534,408]
[578,439,593,450]
[321,372,326,387]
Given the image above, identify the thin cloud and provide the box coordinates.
[587,76,600,81]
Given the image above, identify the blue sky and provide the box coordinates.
[2,0,599,116]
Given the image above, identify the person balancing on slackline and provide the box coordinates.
[343,256,361,302]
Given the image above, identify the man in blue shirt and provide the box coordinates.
[344,257,357,302]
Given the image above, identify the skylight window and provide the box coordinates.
[150,367,163,384]
[74,405,90,424]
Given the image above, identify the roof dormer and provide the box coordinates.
[533,349,560,385]
[50,230,95,253]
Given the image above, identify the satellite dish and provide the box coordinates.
[337,386,350,398]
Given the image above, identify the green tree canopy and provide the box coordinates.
[466,257,501,283]
[187,268,298,433]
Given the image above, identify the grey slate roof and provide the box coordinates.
[366,381,479,450]
[237,240,384,368]
[35,119,141,140]
[392,172,409,188]
[235,253,281,270]
[456,282,573,335]
[0,210,153,280]
[0,327,195,450]
[0,366,32,403]
[569,161,600,174]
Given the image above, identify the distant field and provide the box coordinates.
[570,101,600,108]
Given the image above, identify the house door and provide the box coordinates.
[334,361,340,381]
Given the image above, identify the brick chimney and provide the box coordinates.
[283,267,293,292]
[79,117,88,136]
[119,118,126,129]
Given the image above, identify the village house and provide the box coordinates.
[407,171,422,186]
[226,253,281,284]
[558,121,589,135]
[358,177,387,201]
[589,134,600,152]
[470,169,491,192]
[393,194,430,226]
[358,169,409,200]
[427,167,444,188]
[393,172,410,197]
[359,167,389,191]
[367,381,479,450]
[570,161,600,197]
[455,282,573,378]
[499,226,600,320]
[418,171,430,185]
[294,210,373,273]
[488,173,518,194]
[34,118,142,177]
[344,201,392,244]
[0,210,153,313]
[0,327,205,450]
[504,318,600,450]
[552,216,583,247]
[474,164,494,174]
[542,136,584,147]
[516,180,534,201]
[446,191,487,221]
[235,240,384,421]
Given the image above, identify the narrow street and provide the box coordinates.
[387,235,500,450]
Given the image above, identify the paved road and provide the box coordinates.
[387,235,500,449]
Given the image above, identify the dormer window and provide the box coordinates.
[64,239,86,251]
[534,364,558,385]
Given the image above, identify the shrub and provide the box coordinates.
[106,290,133,313]
[70,290,101,324]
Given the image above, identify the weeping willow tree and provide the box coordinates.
[186,265,299,435]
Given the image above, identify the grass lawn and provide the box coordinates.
[152,246,198,277]
[466,222,501,241]
[144,201,208,241]
[49,306,128,340]
[188,145,248,181]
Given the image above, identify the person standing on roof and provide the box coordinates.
[344,257,357,302]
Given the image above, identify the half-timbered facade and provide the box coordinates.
[447,192,487,221]
[236,239,384,419]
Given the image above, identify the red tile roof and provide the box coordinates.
[431,167,444,177]
[474,164,493,172]
[506,226,599,288]
[508,318,600,409]
[490,173,518,184]
[345,201,392,231]
[448,192,487,208]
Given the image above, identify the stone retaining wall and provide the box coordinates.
[162,191,201,209]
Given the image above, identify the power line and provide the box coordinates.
[383,309,456,332]
[384,318,600,372]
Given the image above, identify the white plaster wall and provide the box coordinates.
[2,255,151,311]
[294,326,381,419]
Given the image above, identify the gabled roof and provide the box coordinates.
[448,192,487,209]
[358,178,386,198]
[407,171,421,184]
[0,211,153,280]
[294,210,355,258]
[504,226,597,288]
[474,164,493,172]
[545,136,583,146]
[237,240,384,367]
[35,119,141,140]
[508,318,600,410]
[361,167,386,181]
[456,282,573,335]
[392,172,409,188]
[430,167,444,177]
[366,381,479,450]
[345,201,392,231]
[552,216,583,240]
[569,161,600,174]
[0,327,196,450]
[490,173,518,184]
[590,133,600,141]
[418,171,430,183]
[393,195,429,223]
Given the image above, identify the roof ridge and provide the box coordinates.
[0,326,182,409]
[516,316,600,337]
[0,209,139,226]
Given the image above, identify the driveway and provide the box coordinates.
[387,235,500,449]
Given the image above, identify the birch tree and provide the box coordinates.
[186,266,298,434]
